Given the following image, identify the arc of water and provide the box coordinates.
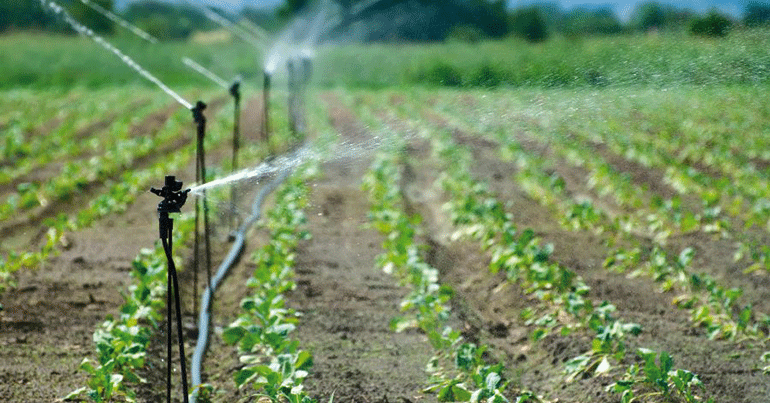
[41,0,193,110]
[186,1,266,50]
[182,58,230,90]
[78,0,159,44]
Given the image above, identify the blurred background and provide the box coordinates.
[4,0,770,90]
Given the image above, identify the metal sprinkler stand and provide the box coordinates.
[287,59,298,138]
[192,101,212,320]
[150,176,191,403]
[262,70,272,146]
[298,55,313,135]
[229,81,241,235]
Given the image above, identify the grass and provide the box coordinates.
[0,32,263,90]
[314,27,770,88]
[4,27,770,91]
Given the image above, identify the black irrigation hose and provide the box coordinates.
[190,167,293,402]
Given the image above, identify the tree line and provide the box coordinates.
[6,0,770,42]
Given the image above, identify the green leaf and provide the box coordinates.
[63,387,87,401]
[234,367,258,387]
[456,343,477,371]
[485,372,502,391]
[222,326,246,345]
[660,351,673,374]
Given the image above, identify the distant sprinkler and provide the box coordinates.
[287,59,298,137]
[262,68,272,146]
[300,51,313,88]
[228,79,242,235]
[191,101,212,322]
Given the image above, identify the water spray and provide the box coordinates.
[40,0,192,110]
[77,0,159,43]
[182,57,230,90]
[191,102,212,321]
[150,176,191,403]
[186,1,265,49]
[181,57,242,231]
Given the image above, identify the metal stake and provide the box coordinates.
[229,81,241,234]
[262,70,272,146]
[192,101,212,319]
[287,59,297,138]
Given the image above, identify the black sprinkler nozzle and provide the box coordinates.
[191,101,207,125]
[229,81,241,101]
[151,175,190,215]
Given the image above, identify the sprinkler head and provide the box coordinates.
[151,175,190,214]
[191,101,207,124]
[229,81,241,100]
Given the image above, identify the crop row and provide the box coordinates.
[402,89,770,345]
[362,146,516,402]
[56,90,260,401]
[346,90,714,402]
[0,96,186,223]
[65,90,316,402]
[0,87,156,184]
[221,165,315,403]
[0,91,230,294]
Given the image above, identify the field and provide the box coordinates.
[2,29,770,403]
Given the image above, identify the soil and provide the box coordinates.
[2,87,769,403]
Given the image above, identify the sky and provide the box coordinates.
[117,0,758,18]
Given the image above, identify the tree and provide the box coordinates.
[123,1,213,40]
[745,2,770,27]
[562,7,623,36]
[631,1,665,31]
[278,0,312,19]
[690,10,732,37]
[67,0,115,34]
[509,6,548,42]
[2,0,58,32]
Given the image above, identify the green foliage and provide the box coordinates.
[66,0,116,34]
[223,170,316,402]
[122,1,216,40]
[561,7,623,37]
[745,2,770,27]
[508,7,549,42]
[446,24,487,43]
[607,348,711,403]
[689,11,732,38]
[631,2,666,31]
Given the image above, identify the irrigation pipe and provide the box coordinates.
[190,167,293,402]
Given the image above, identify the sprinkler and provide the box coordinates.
[192,101,212,320]
[150,175,191,403]
[287,59,298,138]
[262,69,272,145]
[297,53,313,135]
[229,80,242,235]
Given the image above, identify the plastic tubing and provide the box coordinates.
[190,167,293,401]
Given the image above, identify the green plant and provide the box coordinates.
[607,348,711,403]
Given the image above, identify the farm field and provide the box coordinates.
[3,32,770,403]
